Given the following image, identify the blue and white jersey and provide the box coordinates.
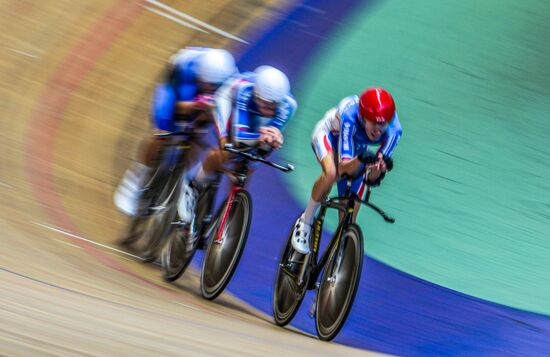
[337,95,402,161]
[152,47,209,132]
[214,72,297,145]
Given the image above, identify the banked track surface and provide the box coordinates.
[0,0,382,355]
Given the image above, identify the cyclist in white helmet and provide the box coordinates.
[179,65,297,237]
[114,47,237,216]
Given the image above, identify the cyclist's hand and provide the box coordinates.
[382,155,393,171]
[192,94,216,111]
[259,126,283,149]
[357,151,377,164]
[367,153,388,182]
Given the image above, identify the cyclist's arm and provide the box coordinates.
[174,91,214,115]
[337,115,362,176]
[213,80,235,141]
[268,95,297,132]
[175,100,202,115]
[378,112,402,158]
[233,86,261,147]
[258,96,298,149]
[168,53,213,115]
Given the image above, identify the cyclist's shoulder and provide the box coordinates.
[238,71,257,83]
[280,93,298,111]
[232,74,254,93]
[336,96,359,128]
[336,95,359,118]
[387,112,403,135]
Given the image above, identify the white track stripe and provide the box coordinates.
[146,0,249,44]
[34,222,145,261]
[143,6,207,33]
[7,48,39,58]
[54,239,82,249]
[0,181,12,188]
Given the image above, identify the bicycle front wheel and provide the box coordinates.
[121,192,176,262]
[201,189,252,300]
[315,224,364,341]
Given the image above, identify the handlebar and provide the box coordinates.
[340,153,394,181]
[224,144,294,173]
[325,187,395,224]
[361,198,395,223]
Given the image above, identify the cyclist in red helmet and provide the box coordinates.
[291,88,402,254]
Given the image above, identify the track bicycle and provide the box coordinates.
[199,143,294,300]
[273,165,395,341]
[120,130,199,262]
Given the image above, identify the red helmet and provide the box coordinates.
[359,88,395,124]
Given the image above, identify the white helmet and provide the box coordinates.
[197,49,237,84]
[254,65,290,102]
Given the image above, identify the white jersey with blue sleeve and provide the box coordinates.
[214,72,297,145]
[311,94,402,198]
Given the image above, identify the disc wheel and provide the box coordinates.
[200,190,252,300]
[315,224,364,341]
[273,217,309,326]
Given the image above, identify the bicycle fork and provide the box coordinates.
[214,186,241,244]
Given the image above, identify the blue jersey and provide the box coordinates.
[152,47,209,132]
[215,72,297,145]
[338,95,402,161]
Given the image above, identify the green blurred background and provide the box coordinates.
[283,0,550,314]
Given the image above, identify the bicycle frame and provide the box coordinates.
[296,177,394,289]
[204,144,292,245]
[213,166,248,244]
[304,183,358,287]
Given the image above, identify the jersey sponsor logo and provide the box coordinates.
[342,121,351,152]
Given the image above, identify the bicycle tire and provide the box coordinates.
[200,189,252,300]
[315,224,364,341]
[273,217,309,326]
[120,170,176,262]
[161,185,216,282]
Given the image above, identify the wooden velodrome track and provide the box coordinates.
[0,0,383,355]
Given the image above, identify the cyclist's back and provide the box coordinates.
[114,47,237,217]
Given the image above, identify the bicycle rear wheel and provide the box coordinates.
[161,185,216,282]
[201,189,252,300]
[273,217,309,326]
[315,224,364,341]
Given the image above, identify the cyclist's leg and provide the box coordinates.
[190,86,232,186]
[303,126,338,225]
[114,84,174,216]
[195,137,232,185]
[291,126,337,254]
[335,170,365,223]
